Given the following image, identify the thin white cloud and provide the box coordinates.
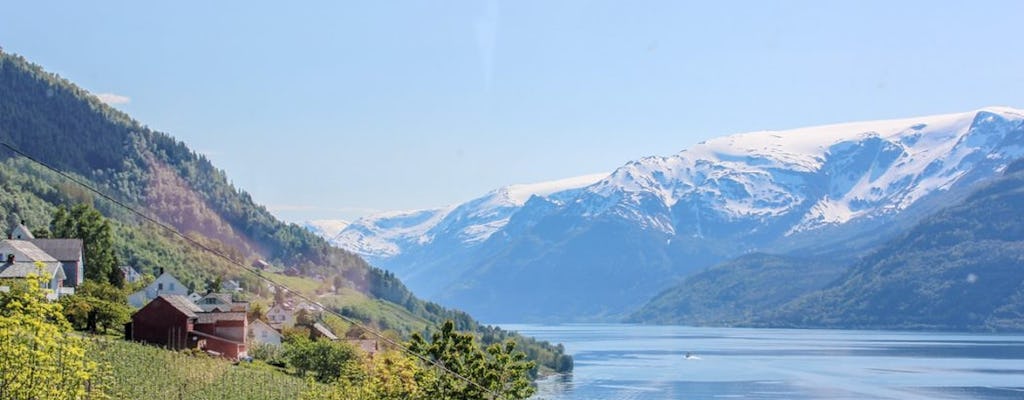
[95,92,131,105]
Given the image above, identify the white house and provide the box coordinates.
[9,222,34,240]
[222,279,242,292]
[0,239,69,300]
[248,319,284,347]
[265,304,296,329]
[120,266,142,284]
[128,270,188,308]
[187,292,204,302]
[8,223,85,288]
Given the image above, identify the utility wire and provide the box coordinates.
[0,141,503,400]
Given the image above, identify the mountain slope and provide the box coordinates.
[768,159,1024,331]
[626,253,845,325]
[0,51,571,372]
[332,107,1024,322]
[330,173,607,297]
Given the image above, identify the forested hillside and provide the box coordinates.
[627,253,845,325]
[770,159,1024,331]
[0,50,570,372]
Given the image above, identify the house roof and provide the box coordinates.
[200,293,233,304]
[249,319,283,336]
[196,312,247,324]
[1,240,58,263]
[28,239,83,262]
[158,295,205,318]
[312,322,339,341]
[0,261,63,279]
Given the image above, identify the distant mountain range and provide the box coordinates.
[309,107,1024,323]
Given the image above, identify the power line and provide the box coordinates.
[0,141,503,399]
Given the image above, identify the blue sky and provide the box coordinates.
[3,1,1024,222]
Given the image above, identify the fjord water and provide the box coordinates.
[502,324,1024,400]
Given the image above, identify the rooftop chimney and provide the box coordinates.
[159,267,165,276]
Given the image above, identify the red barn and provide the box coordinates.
[126,295,248,359]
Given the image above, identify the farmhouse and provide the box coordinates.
[125,295,248,359]
[7,223,85,289]
[0,239,69,300]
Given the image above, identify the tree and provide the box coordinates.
[408,320,535,400]
[248,302,266,322]
[284,337,364,383]
[0,263,100,399]
[206,275,223,294]
[51,203,122,287]
[295,308,316,328]
[60,280,131,333]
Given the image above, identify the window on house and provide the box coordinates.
[170,283,175,290]
[158,283,164,290]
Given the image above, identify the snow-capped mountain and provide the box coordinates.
[325,107,1024,322]
[302,219,350,241]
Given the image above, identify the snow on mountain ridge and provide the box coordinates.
[330,173,608,257]
[303,219,350,239]
[579,107,1024,232]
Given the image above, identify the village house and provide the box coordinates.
[248,319,284,347]
[265,303,296,329]
[120,265,142,284]
[187,292,203,302]
[9,222,86,288]
[222,279,242,292]
[195,292,249,312]
[0,239,69,300]
[128,269,188,308]
[125,295,248,359]
[283,266,301,277]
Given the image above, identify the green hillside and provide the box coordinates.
[771,159,1024,331]
[627,253,844,325]
[0,50,570,373]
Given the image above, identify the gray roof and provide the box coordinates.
[1,240,58,263]
[0,261,63,279]
[312,322,339,341]
[29,239,83,262]
[201,293,233,304]
[158,295,205,318]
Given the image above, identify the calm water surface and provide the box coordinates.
[500,324,1024,400]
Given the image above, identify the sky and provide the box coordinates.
[2,1,1024,223]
